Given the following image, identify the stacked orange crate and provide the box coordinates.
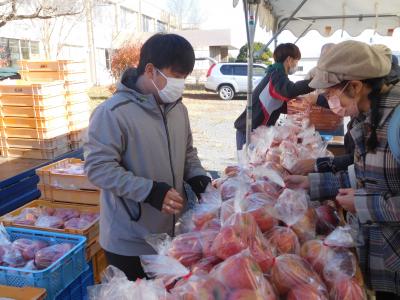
[19,60,91,151]
[0,80,70,159]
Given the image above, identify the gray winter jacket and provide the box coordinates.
[84,69,207,256]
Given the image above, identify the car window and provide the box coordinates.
[220,65,233,75]
[253,66,267,77]
[233,65,247,76]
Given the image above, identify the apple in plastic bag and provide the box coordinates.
[210,250,264,290]
[329,278,366,300]
[12,238,48,260]
[315,203,340,236]
[265,226,300,255]
[244,193,277,233]
[271,254,327,296]
[34,243,73,269]
[168,232,204,267]
[287,284,328,300]
[300,240,331,275]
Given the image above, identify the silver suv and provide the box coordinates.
[205,63,268,100]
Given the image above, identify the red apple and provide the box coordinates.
[265,226,300,255]
[191,256,222,274]
[315,203,340,236]
[300,240,331,275]
[172,275,228,300]
[168,232,203,267]
[245,193,277,233]
[212,226,248,260]
[287,284,328,300]
[329,278,366,300]
[211,251,264,290]
[271,254,327,296]
[292,207,317,243]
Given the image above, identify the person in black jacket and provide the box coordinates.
[234,43,314,150]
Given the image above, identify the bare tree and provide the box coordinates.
[0,0,84,28]
[167,0,206,29]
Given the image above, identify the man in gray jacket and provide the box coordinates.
[84,33,210,280]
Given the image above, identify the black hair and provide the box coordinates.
[137,33,195,76]
[362,77,385,152]
[273,43,301,63]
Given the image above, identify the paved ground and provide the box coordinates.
[182,90,246,176]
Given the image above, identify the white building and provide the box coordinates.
[0,0,179,85]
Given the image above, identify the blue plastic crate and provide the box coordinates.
[56,262,94,300]
[0,227,86,300]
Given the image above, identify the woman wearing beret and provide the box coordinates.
[285,40,400,299]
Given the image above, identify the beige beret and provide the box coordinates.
[309,40,392,89]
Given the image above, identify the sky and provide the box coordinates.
[160,0,400,59]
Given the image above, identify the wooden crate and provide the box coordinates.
[20,70,88,82]
[36,158,98,190]
[0,94,66,107]
[68,110,90,125]
[287,99,343,131]
[0,126,69,139]
[0,285,46,300]
[39,184,100,205]
[1,135,69,149]
[70,140,84,150]
[92,249,108,284]
[1,146,70,159]
[0,200,99,242]
[65,81,89,94]
[67,101,90,115]
[2,116,68,129]
[65,92,90,105]
[69,121,89,132]
[18,59,86,72]
[0,80,65,96]
[69,128,87,142]
[1,105,67,118]
[86,237,101,261]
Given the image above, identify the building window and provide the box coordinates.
[297,66,304,72]
[157,21,167,32]
[142,15,154,32]
[120,7,136,30]
[0,38,40,67]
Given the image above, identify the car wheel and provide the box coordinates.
[218,85,235,100]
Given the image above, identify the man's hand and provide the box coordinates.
[336,188,356,213]
[162,188,184,214]
[291,159,316,175]
[284,175,310,190]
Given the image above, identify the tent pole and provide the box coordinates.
[255,0,308,57]
[244,0,259,149]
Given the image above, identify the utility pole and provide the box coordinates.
[85,0,97,85]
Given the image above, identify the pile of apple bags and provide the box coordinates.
[91,117,366,300]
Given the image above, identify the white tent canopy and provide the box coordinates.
[240,0,400,147]
[257,0,400,37]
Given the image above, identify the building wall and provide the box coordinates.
[0,0,177,85]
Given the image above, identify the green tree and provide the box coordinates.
[236,42,272,64]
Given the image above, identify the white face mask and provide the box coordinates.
[152,69,185,103]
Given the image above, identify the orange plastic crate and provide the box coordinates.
[36,158,98,190]
[1,105,67,118]
[0,80,65,96]
[18,60,86,72]
[0,94,66,107]
[1,136,69,149]
[0,146,70,159]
